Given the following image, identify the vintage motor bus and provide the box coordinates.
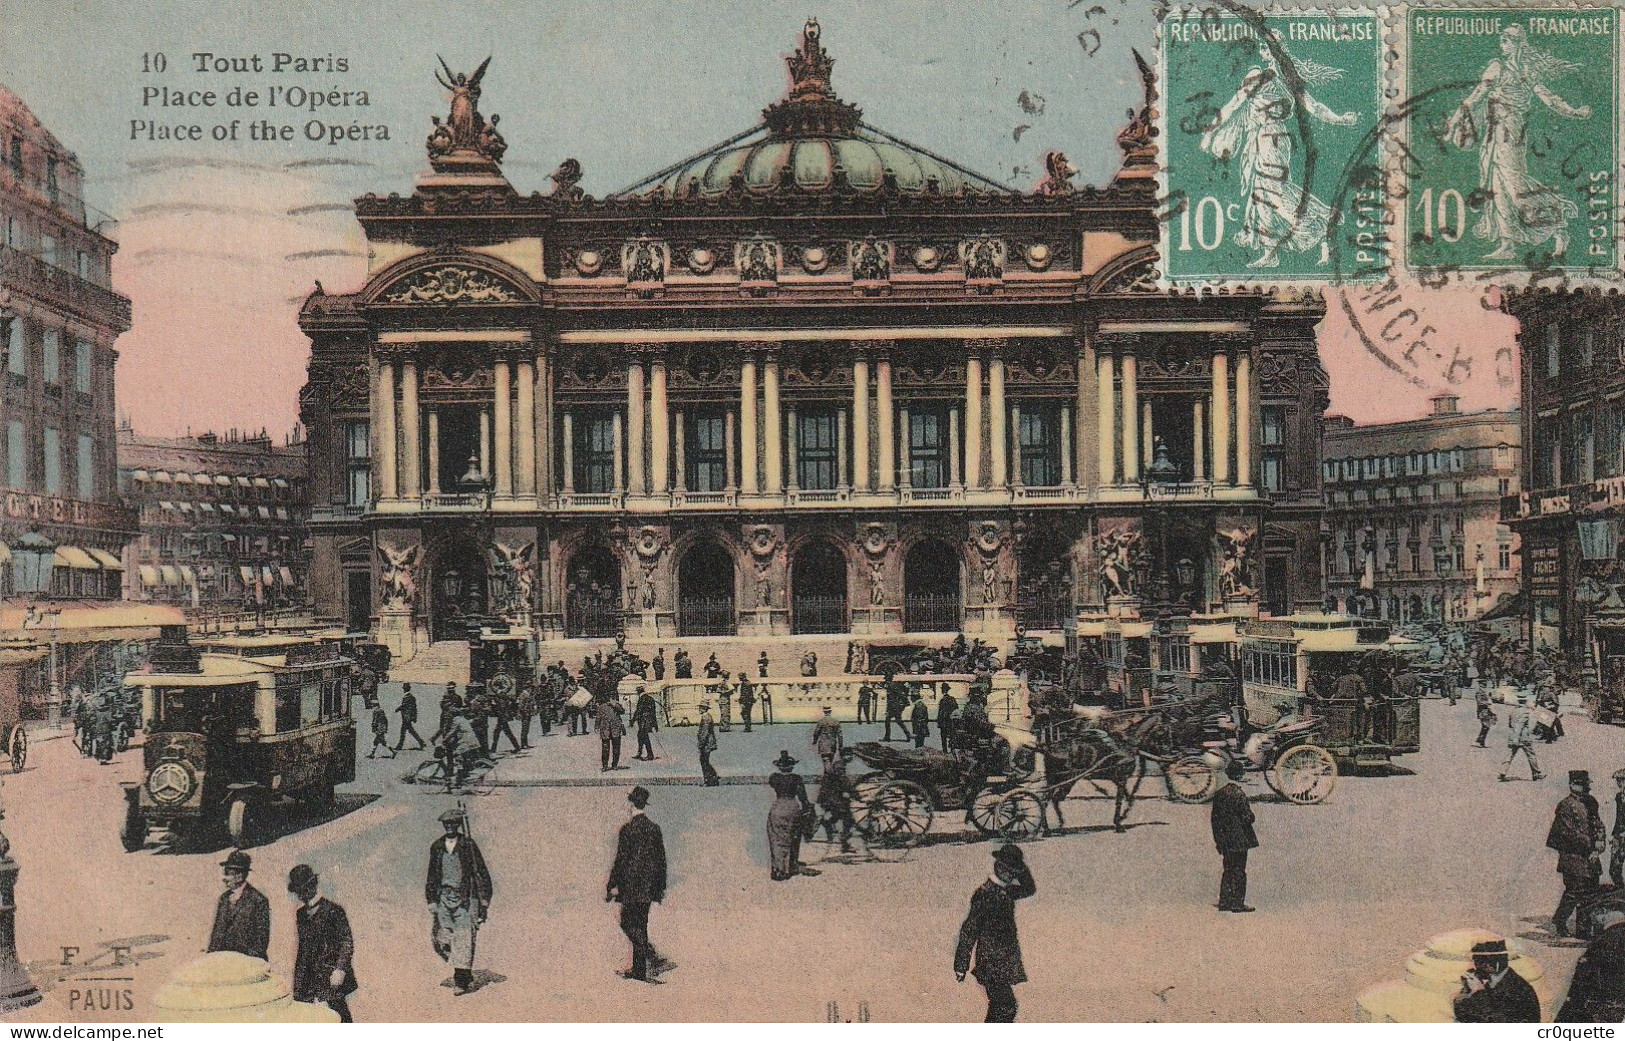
[120,628,355,849]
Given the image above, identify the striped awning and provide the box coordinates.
[257,506,271,519]
[197,501,216,514]
[153,470,172,483]
[261,566,276,585]
[138,565,158,588]
[178,565,196,587]
[217,504,234,516]
[132,469,150,482]
[278,566,295,586]
[239,565,255,584]
[252,477,271,489]
[53,546,100,570]
[159,565,180,586]
[271,477,290,489]
[177,501,194,513]
[274,507,289,521]
[235,476,252,488]
[0,543,9,566]
[193,472,210,484]
[173,472,193,485]
[214,475,232,487]
[87,549,123,570]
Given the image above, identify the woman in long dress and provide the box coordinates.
[766,750,812,881]
[1201,43,1359,269]
[1442,25,1591,260]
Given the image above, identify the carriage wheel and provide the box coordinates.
[967,786,1006,835]
[1268,744,1338,805]
[1165,756,1218,804]
[860,780,934,848]
[227,798,256,847]
[7,724,25,772]
[994,791,1045,842]
[851,771,890,832]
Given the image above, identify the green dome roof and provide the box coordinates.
[614,20,1009,201]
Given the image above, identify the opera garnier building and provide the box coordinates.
[299,21,1330,654]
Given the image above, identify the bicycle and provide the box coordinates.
[406,750,500,796]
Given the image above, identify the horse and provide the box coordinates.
[1034,722,1143,834]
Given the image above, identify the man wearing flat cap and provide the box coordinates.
[1453,937,1540,1022]
[1549,769,1607,938]
[207,849,270,960]
[288,864,357,1022]
[811,706,843,770]
[607,786,672,983]
[954,844,1037,1022]
[425,806,493,995]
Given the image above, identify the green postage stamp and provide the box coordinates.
[1402,6,1621,279]
[1159,7,1386,285]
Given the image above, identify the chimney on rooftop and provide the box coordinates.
[1431,395,1459,416]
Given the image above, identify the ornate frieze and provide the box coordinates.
[381,266,522,304]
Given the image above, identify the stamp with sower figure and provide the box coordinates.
[1401,5,1620,280]
[1158,4,1387,286]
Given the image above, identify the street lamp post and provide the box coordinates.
[0,786,40,1011]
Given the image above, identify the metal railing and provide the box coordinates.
[678,595,737,637]
[1016,592,1073,631]
[792,595,848,634]
[565,595,621,638]
[0,244,130,327]
[904,594,961,633]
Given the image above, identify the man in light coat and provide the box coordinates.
[1500,690,1544,782]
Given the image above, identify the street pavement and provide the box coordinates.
[4,695,1619,1022]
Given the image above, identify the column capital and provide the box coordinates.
[624,342,665,360]
[851,339,896,360]
[1093,331,1140,353]
[966,337,1008,357]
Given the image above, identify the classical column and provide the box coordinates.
[561,412,575,493]
[612,410,625,494]
[1097,353,1115,485]
[649,357,669,495]
[1212,352,1232,484]
[399,358,420,498]
[1235,350,1253,486]
[1192,399,1206,481]
[516,359,536,497]
[964,352,984,489]
[785,405,800,492]
[1078,338,1097,489]
[673,411,687,493]
[1121,353,1139,483]
[740,357,759,494]
[948,407,962,489]
[626,359,645,495]
[877,354,895,491]
[1060,404,1073,485]
[493,358,513,496]
[988,353,1008,488]
[852,357,870,491]
[898,405,912,489]
[427,410,441,496]
[763,355,782,494]
[724,410,737,492]
[1008,402,1023,488]
[535,352,551,497]
[479,409,490,481]
[1142,400,1154,472]
[837,408,849,488]
[377,359,397,499]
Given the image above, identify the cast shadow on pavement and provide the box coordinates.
[167,792,382,854]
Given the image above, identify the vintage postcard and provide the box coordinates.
[0,0,1620,1029]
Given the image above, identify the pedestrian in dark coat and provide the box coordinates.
[1474,686,1495,748]
[1454,938,1541,1022]
[674,650,692,679]
[736,673,757,733]
[1610,769,1625,888]
[883,678,909,742]
[1549,770,1608,937]
[607,786,671,983]
[287,865,357,1022]
[395,683,425,751]
[1558,916,1625,1022]
[367,706,393,758]
[1210,761,1258,912]
[596,695,627,772]
[910,692,931,749]
[937,690,959,752]
[208,850,270,961]
[651,648,665,682]
[631,685,659,761]
[856,682,875,724]
[954,844,1037,1022]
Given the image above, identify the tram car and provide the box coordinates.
[1102,618,1153,708]
[120,627,356,850]
[1239,614,1421,769]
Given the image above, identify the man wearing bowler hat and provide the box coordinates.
[287,864,357,1022]
[1210,758,1258,913]
[954,843,1037,1022]
[1453,937,1540,1022]
[1549,769,1607,937]
[607,786,673,983]
[208,849,270,960]
[1500,689,1544,782]
[425,806,493,995]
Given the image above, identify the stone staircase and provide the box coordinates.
[389,639,471,686]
